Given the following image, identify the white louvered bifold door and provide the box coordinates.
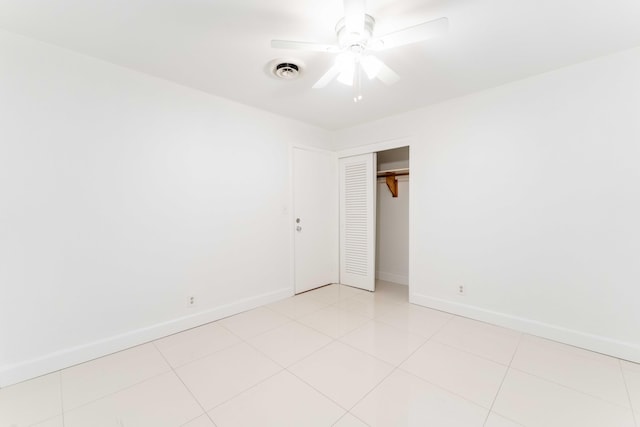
[339,153,376,291]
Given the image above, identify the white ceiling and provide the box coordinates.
[1,0,640,129]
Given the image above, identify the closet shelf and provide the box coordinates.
[377,168,409,177]
[377,168,409,198]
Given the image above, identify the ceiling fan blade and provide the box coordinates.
[343,0,366,34]
[312,64,342,89]
[371,17,449,50]
[374,58,400,85]
[271,40,340,53]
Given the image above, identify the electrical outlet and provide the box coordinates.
[457,285,465,296]
[187,295,197,308]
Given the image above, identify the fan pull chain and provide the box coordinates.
[353,59,363,103]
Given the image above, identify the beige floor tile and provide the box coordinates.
[511,335,629,407]
[266,295,329,319]
[333,413,370,427]
[154,322,241,368]
[32,415,64,427]
[401,340,507,408]
[377,304,452,339]
[209,371,345,427]
[521,335,621,367]
[484,412,524,427]
[5,281,635,427]
[306,284,369,304]
[432,316,521,365]
[373,281,409,302]
[331,296,402,319]
[351,289,403,306]
[298,305,370,338]
[622,359,640,374]
[61,343,170,411]
[622,366,640,416]
[0,373,62,427]
[351,370,487,427]
[248,321,332,367]
[182,414,216,427]
[64,371,202,427]
[349,281,406,302]
[289,341,394,409]
[339,320,426,365]
[176,342,281,410]
[219,307,290,339]
[493,369,635,427]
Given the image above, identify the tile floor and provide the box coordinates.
[1,280,639,427]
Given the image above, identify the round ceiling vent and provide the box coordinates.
[272,62,301,80]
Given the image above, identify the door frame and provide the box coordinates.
[289,144,339,295]
[336,137,412,294]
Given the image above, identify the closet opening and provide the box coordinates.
[375,146,410,301]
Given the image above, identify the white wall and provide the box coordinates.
[336,47,640,362]
[376,177,409,285]
[0,30,332,386]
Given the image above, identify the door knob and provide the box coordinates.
[296,226,302,232]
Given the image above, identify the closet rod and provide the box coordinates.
[376,171,409,177]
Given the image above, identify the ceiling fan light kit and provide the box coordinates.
[270,0,448,102]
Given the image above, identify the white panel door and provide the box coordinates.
[293,147,339,294]
[339,153,376,291]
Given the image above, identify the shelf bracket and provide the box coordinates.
[385,175,398,197]
[377,168,408,198]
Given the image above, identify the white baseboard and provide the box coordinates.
[410,293,640,364]
[376,271,409,286]
[0,287,293,388]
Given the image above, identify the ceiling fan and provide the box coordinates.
[271,0,448,102]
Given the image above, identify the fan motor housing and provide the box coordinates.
[336,14,376,49]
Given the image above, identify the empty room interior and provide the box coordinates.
[1,0,640,426]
